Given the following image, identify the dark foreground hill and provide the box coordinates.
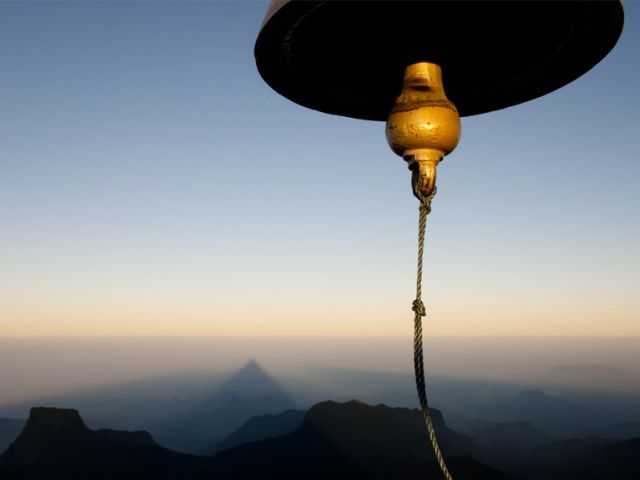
[215,400,503,479]
[0,407,216,478]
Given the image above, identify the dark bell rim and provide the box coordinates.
[254,0,625,121]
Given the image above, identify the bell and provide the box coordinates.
[255,0,623,198]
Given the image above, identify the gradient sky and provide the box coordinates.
[1,1,638,337]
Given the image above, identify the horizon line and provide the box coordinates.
[1,335,639,340]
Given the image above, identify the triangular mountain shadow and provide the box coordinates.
[216,359,293,400]
[150,359,297,453]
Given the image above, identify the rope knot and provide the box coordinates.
[412,299,426,317]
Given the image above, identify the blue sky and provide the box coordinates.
[1,1,638,337]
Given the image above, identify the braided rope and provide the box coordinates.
[412,195,454,480]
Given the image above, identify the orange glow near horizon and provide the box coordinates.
[2,287,638,337]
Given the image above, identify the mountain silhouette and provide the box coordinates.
[518,436,640,479]
[150,359,297,453]
[465,419,552,473]
[601,421,640,439]
[0,418,25,455]
[5,400,638,479]
[2,407,163,465]
[303,400,473,463]
[484,389,593,436]
[1,401,503,479]
[0,407,216,479]
[215,400,502,479]
[216,409,305,452]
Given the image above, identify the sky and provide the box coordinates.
[1,1,638,338]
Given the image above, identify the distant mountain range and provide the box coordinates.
[2,398,640,479]
[464,418,553,473]
[0,401,501,479]
[4,360,640,448]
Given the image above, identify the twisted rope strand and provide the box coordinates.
[413,198,454,480]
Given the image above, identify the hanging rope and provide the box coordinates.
[412,189,454,480]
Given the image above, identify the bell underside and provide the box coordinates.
[255,0,624,120]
